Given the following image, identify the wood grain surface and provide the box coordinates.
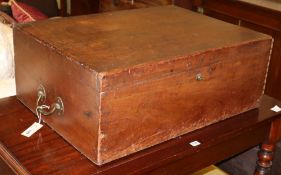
[14,6,272,164]
[0,95,280,174]
[15,6,271,72]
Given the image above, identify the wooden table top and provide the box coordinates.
[0,95,281,175]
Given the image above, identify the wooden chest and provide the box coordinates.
[14,6,272,165]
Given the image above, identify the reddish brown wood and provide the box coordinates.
[267,33,281,100]
[255,111,281,175]
[255,143,275,175]
[192,0,281,101]
[174,0,193,9]
[68,0,201,15]
[70,0,99,15]
[59,0,67,16]
[0,95,280,174]
[202,9,239,25]
[99,40,270,163]
[14,6,272,165]
[71,0,202,13]
[0,158,15,175]
[199,0,281,31]
[99,0,172,12]
[174,0,203,10]
[269,118,281,144]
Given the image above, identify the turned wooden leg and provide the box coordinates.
[254,143,275,175]
[254,117,281,175]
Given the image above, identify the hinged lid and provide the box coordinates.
[15,5,270,74]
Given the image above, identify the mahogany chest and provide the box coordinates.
[14,6,272,165]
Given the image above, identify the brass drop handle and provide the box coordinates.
[36,85,64,119]
[37,97,64,116]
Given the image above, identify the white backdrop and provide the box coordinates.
[0,23,16,98]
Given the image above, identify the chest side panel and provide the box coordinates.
[98,39,272,164]
[14,28,101,163]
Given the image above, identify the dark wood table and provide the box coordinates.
[0,95,281,175]
[182,0,281,102]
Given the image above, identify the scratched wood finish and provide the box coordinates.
[0,96,281,174]
[14,6,272,165]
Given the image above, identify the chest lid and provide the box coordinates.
[15,5,270,74]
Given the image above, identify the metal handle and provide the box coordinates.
[37,85,64,116]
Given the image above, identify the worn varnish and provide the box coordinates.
[14,6,272,165]
[1,96,281,175]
